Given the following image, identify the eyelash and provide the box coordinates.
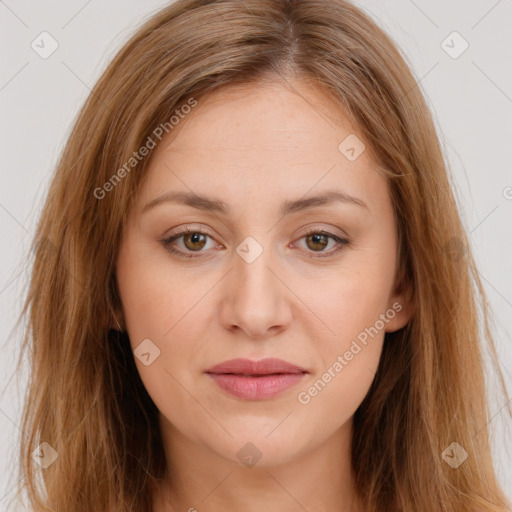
[160,226,351,260]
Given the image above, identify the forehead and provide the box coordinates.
[163,78,360,157]
[136,78,387,215]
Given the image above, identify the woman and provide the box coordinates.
[14,0,511,510]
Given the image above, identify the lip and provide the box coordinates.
[205,358,308,400]
[206,357,307,375]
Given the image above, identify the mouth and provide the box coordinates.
[205,358,308,400]
[205,357,307,375]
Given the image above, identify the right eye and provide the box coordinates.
[160,226,221,258]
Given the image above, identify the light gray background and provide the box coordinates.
[1,0,511,508]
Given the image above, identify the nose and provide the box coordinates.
[218,240,293,339]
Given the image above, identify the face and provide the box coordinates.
[116,78,412,468]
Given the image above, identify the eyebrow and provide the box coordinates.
[142,189,369,216]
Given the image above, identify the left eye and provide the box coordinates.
[294,230,350,257]
[160,228,350,259]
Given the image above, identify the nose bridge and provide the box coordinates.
[236,235,274,294]
[219,234,292,337]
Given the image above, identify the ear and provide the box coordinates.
[384,264,414,333]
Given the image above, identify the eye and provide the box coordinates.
[160,226,220,258]
[293,229,351,258]
[160,226,351,259]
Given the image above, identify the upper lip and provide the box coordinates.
[205,358,308,375]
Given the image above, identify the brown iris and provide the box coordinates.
[183,232,208,251]
[305,233,329,251]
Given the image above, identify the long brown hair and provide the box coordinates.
[12,0,511,510]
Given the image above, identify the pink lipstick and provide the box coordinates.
[205,358,308,400]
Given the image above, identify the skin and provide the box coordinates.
[115,77,413,512]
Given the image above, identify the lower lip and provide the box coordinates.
[206,372,307,400]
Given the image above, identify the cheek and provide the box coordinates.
[296,349,379,441]
[294,264,390,423]
[116,238,217,402]
[116,236,207,341]
[293,244,395,411]
[116,240,209,417]
[301,252,396,344]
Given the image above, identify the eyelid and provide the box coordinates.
[295,223,350,240]
[164,224,217,240]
